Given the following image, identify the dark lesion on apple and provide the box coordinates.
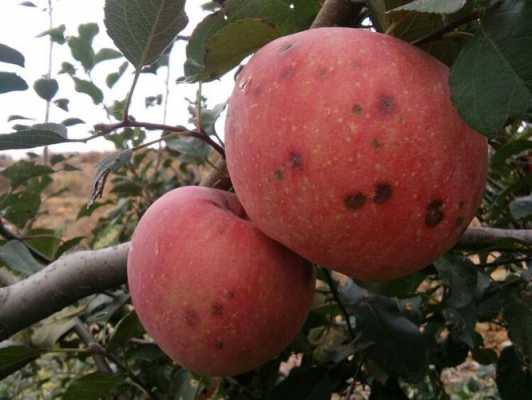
[215,339,224,350]
[425,200,444,227]
[211,302,225,317]
[344,192,367,210]
[377,95,396,116]
[279,42,295,53]
[289,151,303,169]
[184,308,200,327]
[373,182,393,204]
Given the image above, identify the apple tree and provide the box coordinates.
[0,0,532,399]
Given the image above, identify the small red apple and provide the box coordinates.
[225,28,488,281]
[127,186,315,376]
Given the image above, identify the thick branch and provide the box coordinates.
[0,243,129,341]
[459,227,532,247]
[311,0,363,28]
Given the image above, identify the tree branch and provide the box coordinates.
[311,0,364,28]
[0,243,128,341]
[2,226,532,341]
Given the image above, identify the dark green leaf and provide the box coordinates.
[59,62,76,75]
[268,366,342,400]
[31,317,77,348]
[0,191,41,228]
[0,345,42,379]
[68,23,99,71]
[1,160,53,189]
[25,228,61,259]
[435,255,477,308]
[352,295,427,382]
[90,150,132,206]
[54,98,70,111]
[19,1,37,7]
[0,71,28,94]
[108,311,144,351]
[0,43,25,67]
[37,25,66,44]
[504,289,532,370]
[165,136,209,164]
[33,78,58,101]
[84,293,130,324]
[106,61,128,88]
[56,236,84,257]
[94,48,122,64]
[389,0,467,14]
[63,371,127,400]
[450,0,532,135]
[104,0,188,67]
[62,118,85,127]
[0,123,69,150]
[361,271,426,298]
[509,195,532,220]
[370,379,409,400]
[442,304,477,348]
[0,240,43,276]
[73,77,103,104]
[492,139,532,170]
[496,346,532,400]
[7,115,33,122]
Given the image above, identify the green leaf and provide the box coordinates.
[166,136,209,164]
[268,366,343,400]
[94,48,122,64]
[62,118,85,127]
[450,0,532,135]
[0,345,42,379]
[183,0,320,82]
[92,224,122,250]
[31,317,77,348]
[1,160,53,189]
[59,62,76,75]
[0,71,28,94]
[204,18,280,80]
[7,115,33,122]
[496,346,532,400]
[108,311,144,351]
[106,61,128,88]
[0,240,43,276]
[0,123,69,150]
[54,98,70,111]
[104,0,188,68]
[72,78,103,104]
[19,1,37,7]
[509,196,532,220]
[0,43,25,67]
[63,371,126,400]
[504,289,532,370]
[389,0,467,14]
[435,255,477,309]
[0,191,41,228]
[352,295,427,382]
[68,23,99,71]
[90,150,132,205]
[37,25,66,45]
[33,78,59,101]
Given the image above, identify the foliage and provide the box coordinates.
[0,0,532,399]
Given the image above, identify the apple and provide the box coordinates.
[225,28,488,281]
[127,186,315,376]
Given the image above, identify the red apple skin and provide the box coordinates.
[127,186,315,377]
[225,28,488,281]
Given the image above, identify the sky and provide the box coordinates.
[0,0,234,158]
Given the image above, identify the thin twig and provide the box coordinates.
[0,218,51,264]
[322,269,356,340]
[123,70,141,123]
[411,10,481,46]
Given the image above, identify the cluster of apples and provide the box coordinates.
[127,28,488,377]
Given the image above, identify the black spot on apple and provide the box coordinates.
[426,200,444,227]
[253,85,263,96]
[184,309,200,327]
[372,138,382,149]
[459,201,465,209]
[289,152,303,169]
[352,104,363,115]
[274,169,284,180]
[373,183,392,204]
[345,193,366,210]
[279,43,294,52]
[378,95,396,115]
[215,340,224,350]
[318,67,328,77]
[225,290,235,300]
[211,302,224,317]
[280,65,296,80]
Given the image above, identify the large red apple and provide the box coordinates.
[225,28,488,281]
[127,186,315,376]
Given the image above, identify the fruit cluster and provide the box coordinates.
[127,28,487,377]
